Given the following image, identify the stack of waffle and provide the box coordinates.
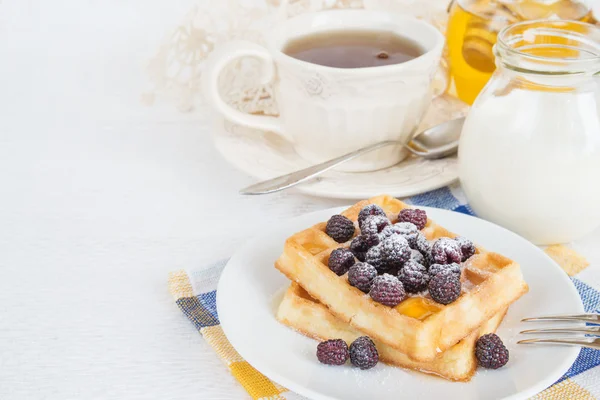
[274,195,528,381]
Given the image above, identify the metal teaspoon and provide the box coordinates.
[239,117,465,195]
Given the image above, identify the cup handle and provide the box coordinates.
[202,41,287,139]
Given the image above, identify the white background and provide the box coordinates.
[0,1,599,399]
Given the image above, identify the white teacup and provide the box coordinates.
[203,10,444,172]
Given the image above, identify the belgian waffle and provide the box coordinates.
[277,283,506,381]
[275,195,528,361]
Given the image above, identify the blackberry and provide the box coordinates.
[378,224,399,240]
[328,248,355,276]
[348,262,378,293]
[358,204,387,229]
[410,249,425,266]
[326,215,355,243]
[361,215,391,236]
[365,244,386,273]
[398,208,427,230]
[412,232,432,267]
[429,262,461,278]
[475,334,509,369]
[349,234,380,262]
[428,271,461,305]
[455,236,476,262]
[349,336,379,370]
[431,237,462,265]
[380,235,411,270]
[398,260,430,293]
[379,222,419,248]
[369,273,406,306]
[317,339,349,366]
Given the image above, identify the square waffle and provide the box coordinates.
[277,283,506,381]
[275,195,528,362]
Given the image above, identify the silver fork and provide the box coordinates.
[518,314,600,350]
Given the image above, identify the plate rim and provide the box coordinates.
[212,116,458,199]
[217,206,583,400]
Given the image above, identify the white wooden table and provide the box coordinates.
[0,1,599,399]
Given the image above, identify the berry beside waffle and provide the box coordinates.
[278,283,506,381]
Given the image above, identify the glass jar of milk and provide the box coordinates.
[459,20,600,244]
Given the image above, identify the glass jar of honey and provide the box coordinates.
[447,0,593,104]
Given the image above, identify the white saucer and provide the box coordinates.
[217,206,583,400]
[212,94,468,199]
[213,118,457,199]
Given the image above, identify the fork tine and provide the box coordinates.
[518,338,600,350]
[521,314,600,324]
[520,326,600,335]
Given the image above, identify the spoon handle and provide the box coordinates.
[239,140,399,195]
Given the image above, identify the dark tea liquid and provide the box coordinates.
[283,30,424,68]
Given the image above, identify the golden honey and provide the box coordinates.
[396,297,444,320]
[447,0,592,104]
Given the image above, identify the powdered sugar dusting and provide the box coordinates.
[433,237,460,253]
[365,244,384,270]
[413,232,432,258]
[379,222,419,247]
[358,204,387,227]
[394,222,418,232]
[381,235,411,267]
[370,273,406,306]
[410,249,425,265]
[429,262,461,277]
[349,336,379,370]
[431,237,462,264]
[361,215,391,235]
[398,260,430,293]
[384,234,409,245]
[376,273,399,285]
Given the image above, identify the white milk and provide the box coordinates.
[458,88,600,244]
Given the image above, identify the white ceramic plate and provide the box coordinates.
[217,206,583,400]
